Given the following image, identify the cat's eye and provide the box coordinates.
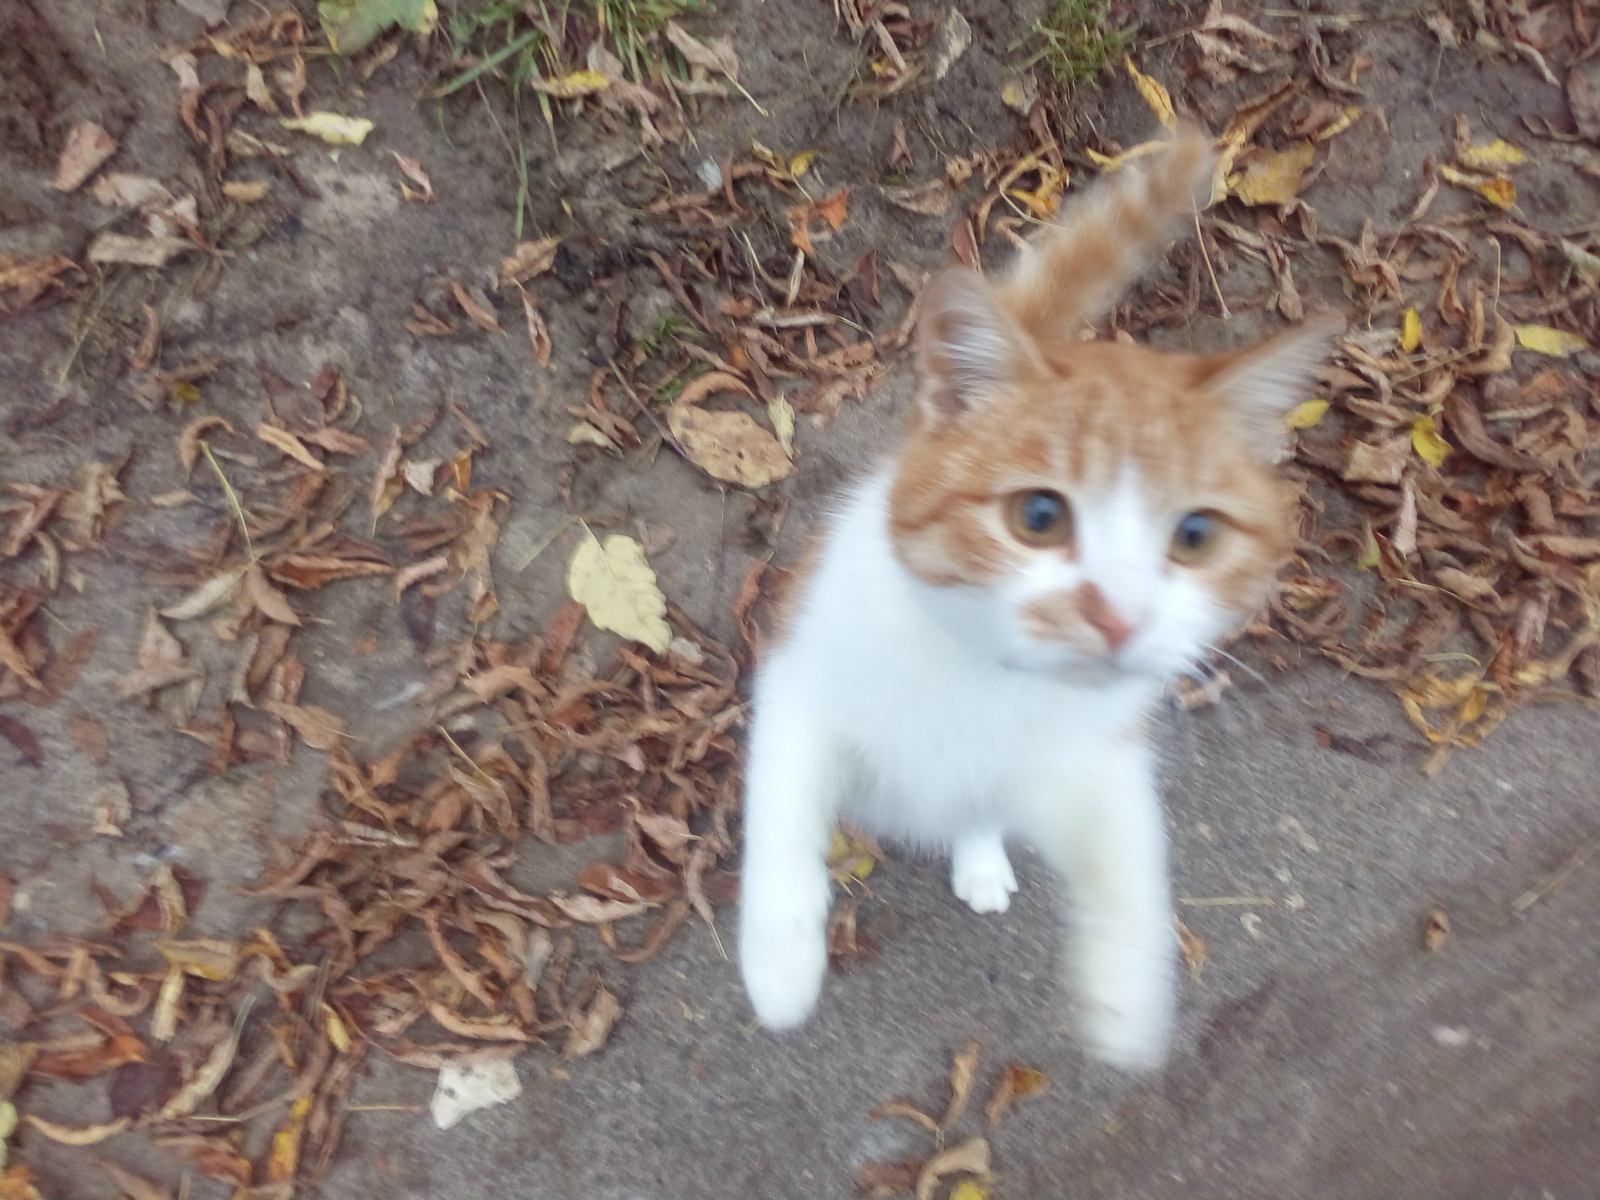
[1005,489,1074,548]
[1170,510,1223,564]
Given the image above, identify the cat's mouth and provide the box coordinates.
[999,644,1166,686]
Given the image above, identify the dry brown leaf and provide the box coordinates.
[915,1136,990,1200]
[498,237,560,286]
[178,416,234,475]
[449,282,503,334]
[49,122,117,191]
[564,985,622,1058]
[517,284,552,366]
[667,405,792,488]
[160,1009,243,1117]
[391,150,434,201]
[370,426,403,520]
[984,1062,1051,1126]
[160,565,247,621]
[69,714,110,764]
[1343,436,1411,485]
[23,1115,130,1145]
[1177,919,1207,983]
[855,1161,924,1199]
[941,1040,980,1127]
[548,893,649,924]
[255,424,325,472]
[882,180,953,216]
[300,426,370,456]
[1229,141,1315,206]
[871,1099,939,1134]
[664,21,740,82]
[263,701,348,750]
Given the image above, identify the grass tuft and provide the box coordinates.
[1024,0,1133,87]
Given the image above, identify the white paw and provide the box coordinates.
[950,842,1018,915]
[739,883,829,1030]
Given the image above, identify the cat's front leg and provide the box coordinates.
[1028,747,1176,1071]
[950,826,1018,914]
[738,678,842,1030]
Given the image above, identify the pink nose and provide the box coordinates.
[1076,583,1134,652]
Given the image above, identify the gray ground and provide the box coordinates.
[2,1,1598,1198]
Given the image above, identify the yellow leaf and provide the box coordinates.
[1357,523,1381,570]
[1124,57,1176,130]
[1437,164,1515,209]
[1228,140,1314,206]
[566,421,618,451]
[532,69,610,98]
[267,1094,313,1183]
[567,533,671,654]
[279,112,374,145]
[1400,307,1421,352]
[950,1182,991,1200]
[788,150,818,177]
[1411,414,1451,468]
[1513,323,1589,357]
[1284,398,1329,429]
[1313,106,1361,141]
[828,827,880,882]
[767,396,796,456]
[323,1003,351,1053]
[1457,138,1528,171]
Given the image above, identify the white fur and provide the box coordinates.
[738,468,1244,1070]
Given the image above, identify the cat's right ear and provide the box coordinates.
[915,268,1038,422]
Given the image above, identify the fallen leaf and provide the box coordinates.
[665,21,740,83]
[882,180,953,216]
[949,1181,990,1200]
[1422,904,1450,951]
[69,714,110,764]
[23,1115,131,1145]
[222,180,271,203]
[1124,57,1176,130]
[941,1040,980,1127]
[667,406,793,489]
[430,1056,521,1129]
[91,173,175,210]
[531,70,611,98]
[1411,415,1451,468]
[160,1005,244,1117]
[1343,435,1411,485]
[564,985,622,1058]
[915,1136,990,1200]
[1400,307,1421,352]
[1229,141,1315,205]
[548,894,649,924]
[1457,139,1527,171]
[1437,164,1514,209]
[1176,919,1207,984]
[87,234,194,268]
[264,701,348,750]
[1284,399,1328,429]
[49,122,117,192]
[279,112,375,145]
[391,150,434,200]
[566,533,671,654]
[450,281,502,334]
[982,1061,1050,1127]
[157,939,239,981]
[498,237,560,286]
[871,1099,939,1133]
[517,285,551,366]
[178,416,234,475]
[265,1094,311,1183]
[318,0,438,55]
[160,565,247,621]
[1513,324,1589,357]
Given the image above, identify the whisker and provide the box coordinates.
[1202,645,1272,689]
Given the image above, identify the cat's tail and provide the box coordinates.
[999,126,1216,346]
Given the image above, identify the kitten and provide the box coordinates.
[737,129,1337,1070]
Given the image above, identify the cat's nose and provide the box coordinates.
[1075,582,1136,652]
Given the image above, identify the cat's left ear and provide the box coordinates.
[1197,313,1343,458]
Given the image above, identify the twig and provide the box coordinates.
[603,356,696,466]
[1512,837,1600,914]
[1178,895,1275,906]
[201,440,256,561]
[1194,210,1231,319]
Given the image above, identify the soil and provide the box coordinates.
[3,1,1599,1198]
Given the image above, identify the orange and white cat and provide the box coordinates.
[738,130,1337,1069]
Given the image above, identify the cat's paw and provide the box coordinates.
[739,882,830,1030]
[950,837,1018,915]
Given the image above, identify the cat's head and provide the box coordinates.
[889,132,1338,683]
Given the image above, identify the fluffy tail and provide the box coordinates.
[999,126,1215,345]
